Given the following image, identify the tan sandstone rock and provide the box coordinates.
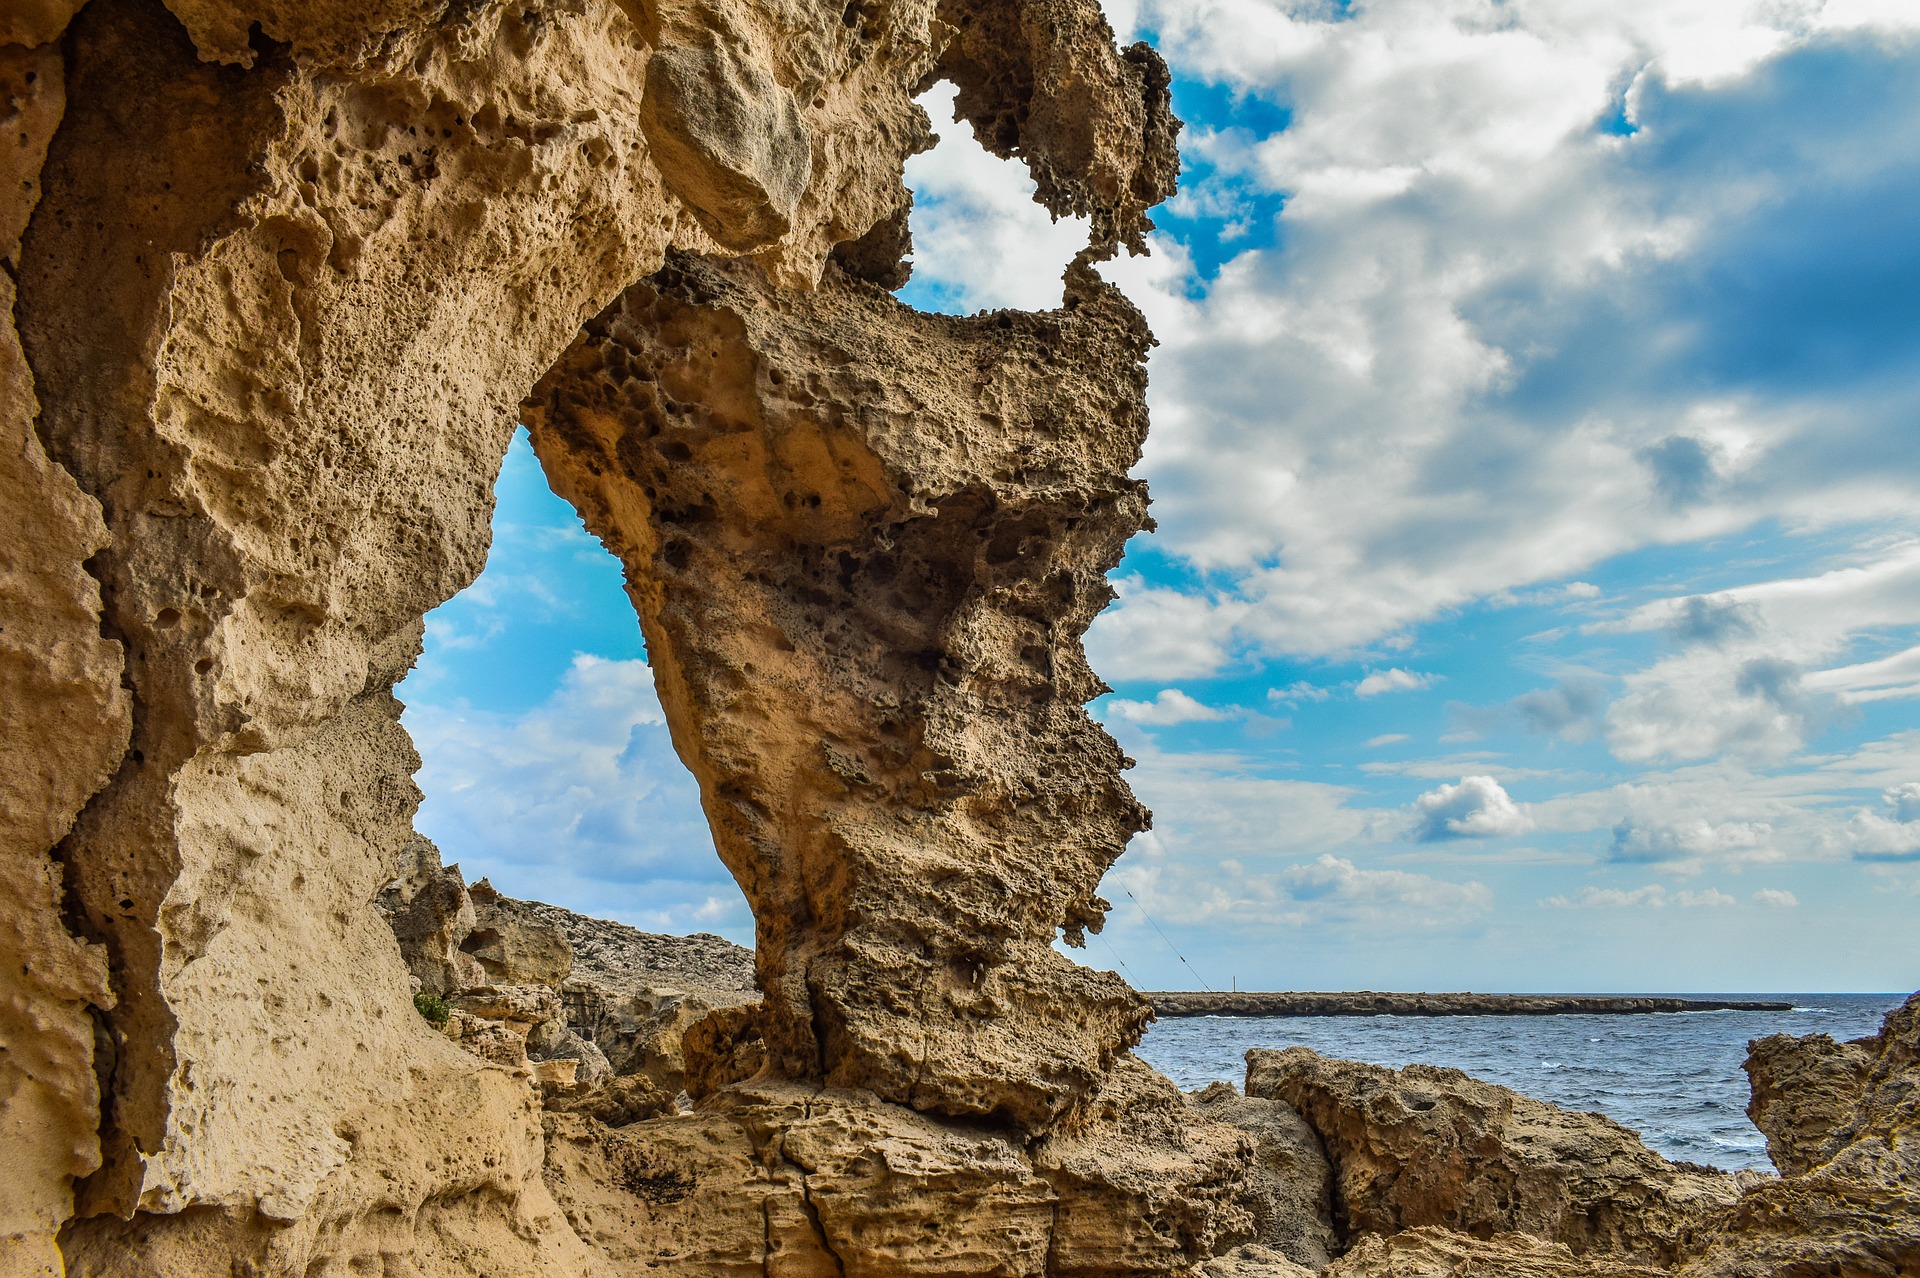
[1744,1026,1875,1178]
[1189,1080,1339,1270]
[1246,1047,1743,1267]
[3,0,1227,1268]
[524,247,1160,1132]
[1,34,129,1278]
[464,879,574,988]
[1678,992,1920,1278]
[1322,1228,1669,1278]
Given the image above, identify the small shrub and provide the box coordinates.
[414,991,452,1027]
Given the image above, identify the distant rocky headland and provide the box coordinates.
[1150,992,1796,1018]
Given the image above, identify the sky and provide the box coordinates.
[400,0,1920,994]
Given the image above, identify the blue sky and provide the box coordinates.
[401,0,1920,993]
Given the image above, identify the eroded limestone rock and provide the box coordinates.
[1189,1080,1338,1270]
[525,249,1159,1131]
[1247,1047,1742,1267]
[4,0,1220,1269]
[1322,1228,1669,1278]
[1679,992,1920,1278]
[0,39,129,1276]
[1744,1028,1874,1177]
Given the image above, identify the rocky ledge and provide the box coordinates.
[1194,990,1919,1277]
[1150,993,1794,1018]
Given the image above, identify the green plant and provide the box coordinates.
[413,991,452,1027]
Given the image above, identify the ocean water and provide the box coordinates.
[1135,993,1906,1172]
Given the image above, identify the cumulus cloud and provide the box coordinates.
[1412,776,1533,841]
[1367,733,1411,747]
[1886,783,1920,822]
[1104,688,1227,725]
[1752,888,1800,907]
[1609,815,1774,868]
[406,656,739,931]
[1668,595,1761,646]
[1078,1,1920,670]
[1278,854,1493,920]
[1083,577,1245,682]
[1356,668,1437,697]
[900,82,1091,313]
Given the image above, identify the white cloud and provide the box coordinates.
[1356,667,1437,697]
[1886,783,1920,822]
[1411,775,1533,841]
[1367,733,1411,747]
[1084,577,1246,682]
[1104,688,1226,725]
[1542,883,1735,909]
[1278,854,1492,919]
[406,655,736,930]
[1075,1,1920,675]
[1608,814,1775,868]
[902,83,1092,313]
[1752,888,1800,908]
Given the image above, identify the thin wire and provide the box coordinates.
[1125,889,1214,993]
[1094,931,1139,984]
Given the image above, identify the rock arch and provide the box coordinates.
[2,0,1240,1271]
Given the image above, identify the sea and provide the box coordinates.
[1134,993,1907,1173]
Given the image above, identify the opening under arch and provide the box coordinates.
[397,426,752,945]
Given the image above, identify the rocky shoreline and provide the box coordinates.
[377,869,1920,1278]
[1150,992,1796,1018]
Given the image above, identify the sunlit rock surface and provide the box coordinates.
[1,0,1253,1270]
[1245,1047,1744,1268]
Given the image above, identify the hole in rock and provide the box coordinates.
[396,427,748,943]
[898,81,1092,315]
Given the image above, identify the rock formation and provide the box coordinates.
[1189,1081,1339,1271]
[1682,992,1920,1278]
[1244,1047,1744,1268]
[8,0,1912,1270]
[1743,1024,1875,1178]
[1,0,1269,1270]
[1213,997,1920,1278]
[523,246,1160,1130]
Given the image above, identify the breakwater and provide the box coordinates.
[1147,992,1795,1018]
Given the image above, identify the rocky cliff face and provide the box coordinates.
[1,0,1248,1272]
[523,248,1159,1131]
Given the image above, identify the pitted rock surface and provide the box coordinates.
[510,896,756,996]
[1189,1080,1338,1270]
[1680,992,1920,1278]
[1246,1047,1743,1267]
[1,0,1243,1271]
[525,250,1159,1132]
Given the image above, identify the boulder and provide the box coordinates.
[1680,992,1920,1278]
[1744,1029,1874,1176]
[463,880,573,988]
[1189,1081,1338,1269]
[1246,1047,1741,1266]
